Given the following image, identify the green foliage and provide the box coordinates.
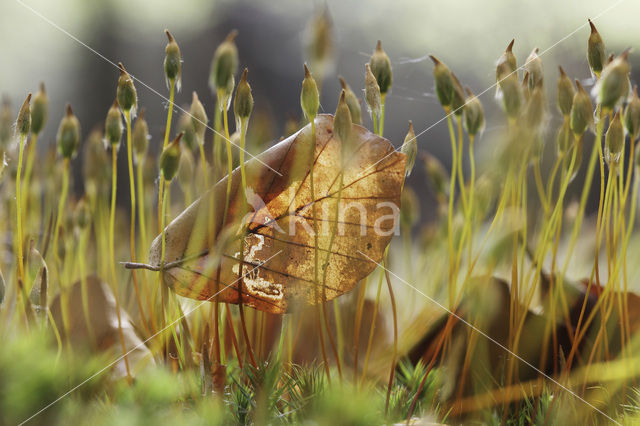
[386,360,441,421]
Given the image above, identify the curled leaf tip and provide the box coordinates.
[620,47,631,60]
[165,29,174,42]
[339,88,346,103]
[338,76,347,89]
[588,19,597,34]
[506,39,515,52]
[174,132,183,144]
[65,104,73,116]
[226,29,238,42]
[429,55,440,65]
[24,93,32,104]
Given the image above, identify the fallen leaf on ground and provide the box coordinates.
[149,114,405,313]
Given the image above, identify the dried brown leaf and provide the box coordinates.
[149,114,405,313]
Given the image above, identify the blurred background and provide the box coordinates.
[2,0,640,220]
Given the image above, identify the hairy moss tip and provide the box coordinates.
[174,132,183,144]
[39,82,46,93]
[165,29,174,42]
[18,93,31,116]
[506,38,515,53]
[429,55,440,66]
[138,107,145,120]
[575,79,586,93]
[304,63,311,78]
[376,40,382,52]
[338,76,347,90]
[339,88,346,103]
[225,29,238,42]
[606,53,614,66]
[118,62,127,75]
[558,65,566,77]
[241,67,248,82]
[65,104,73,116]
[620,47,631,61]
[588,19,597,34]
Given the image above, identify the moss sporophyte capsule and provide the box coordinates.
[463,88,485,137]
[364,63,381,120]
[557,66,574,117]
[16,94,32,137]
[57,104,81,159]
[132,109,149,158]
[160,133,182,181]
[525,48,543,90]
[369,40,392,95]
[401,121,417,177]
[430,56,455,110]
[339,77,362,125]
[117,63,137,114]
[597,49,631,111]
[105,100,124,149]
[333,89,353,167]
[190,92,208,144]
[570,80,594,137]
[210,30,239,94]
[605,110,624,166]
[234,69,254,123]
[301,64,319,121]
[31,83,48,136]
[588,19,606,77]
[164,30,182,88]
[624,86,640,141]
